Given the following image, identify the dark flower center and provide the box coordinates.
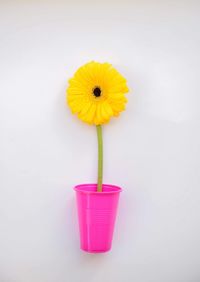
[93,87,101,98]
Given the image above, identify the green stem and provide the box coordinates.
[96,125,103,192]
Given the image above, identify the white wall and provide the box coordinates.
[0,1,200,281]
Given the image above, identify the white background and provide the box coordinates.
[0,1,200,282]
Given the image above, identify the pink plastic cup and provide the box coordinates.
[74,183,122,253]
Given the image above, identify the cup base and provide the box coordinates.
[81,247,111,253]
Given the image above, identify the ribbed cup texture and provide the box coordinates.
[74,184,122,253]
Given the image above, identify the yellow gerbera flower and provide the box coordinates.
[66,61,129,125]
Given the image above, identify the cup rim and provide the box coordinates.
[73,183,122,194]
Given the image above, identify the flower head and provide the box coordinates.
[67,61,129,125]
